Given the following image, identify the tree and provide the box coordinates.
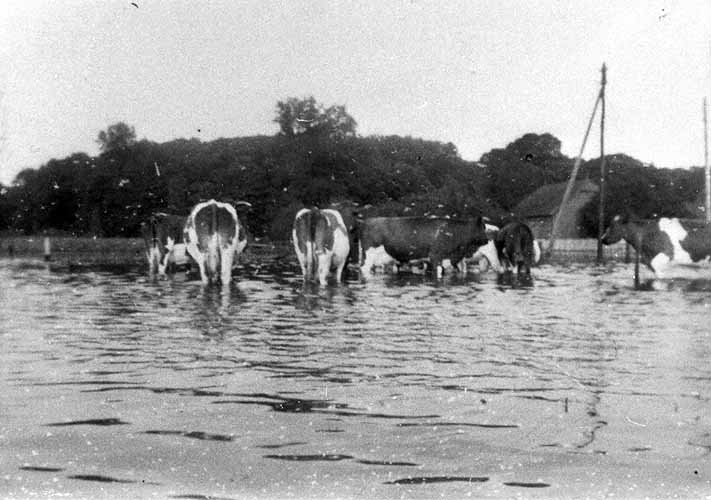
[480,133,573,210]
[97,122,137,153]
[578,155,703,235]
[274,97,357,139]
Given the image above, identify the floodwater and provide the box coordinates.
[1,258,711,500]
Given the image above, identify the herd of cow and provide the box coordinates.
[141,199,540,286]
[141,199,711,288]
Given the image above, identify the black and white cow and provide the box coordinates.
[184,199,250,285]
[140,212,191,276]
[602,214,711,286]
[494,221,536,279]
[292,208,352,285]
[358,216,488,279]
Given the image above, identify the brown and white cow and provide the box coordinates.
[184,199,250,285]
[602,214,711,287]
[292,208,352,285]
[358,216,488,279]
[140,212,191,276]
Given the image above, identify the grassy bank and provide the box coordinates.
[0,236,630,268]
[0,236,146,265]
[0,236,294,267]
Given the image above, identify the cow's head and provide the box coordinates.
[601,214,628,245]
[474,216,489,247]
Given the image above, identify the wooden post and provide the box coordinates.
[704,97,710,222]
[547,84,602,259]
[634,245,640,290]
[43,236,51,261]
[596,64,607,263]
[625,241,631,264]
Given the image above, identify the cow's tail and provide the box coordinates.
[149,215,161,271]
[205,202,220,281]
[514,237,525,264]
[150,216,159,248]
[307,210,318,281]
[515,226,535,277]
[508,226,527,264]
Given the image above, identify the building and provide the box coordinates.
[514,179,599,239]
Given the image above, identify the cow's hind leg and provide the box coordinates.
[158,250,172,277]
[317,253,331,286]
[457,260,467,276]
[430,257,444,279]
[196,258,209,285]
[360,251,375,279]
[147,250,157,276]
[649,253,671,290]
[220,246,235,285]
[517,261,532,285]
[299,261,308,282]
[333,255,347,283]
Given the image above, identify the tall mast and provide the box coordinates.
[704,97,709,222]
[596,64,607,263]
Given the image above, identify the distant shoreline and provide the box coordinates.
[0,235,629,267]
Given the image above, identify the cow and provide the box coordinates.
[292,207,352,285]
[140,212,191,276]
[358,216,488,279]
[494,221,536,280]
[601,214,711,287]
[184,199,250,285]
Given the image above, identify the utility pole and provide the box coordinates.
[596,63,607,263]
[547,65,603,260]
[704,97,709,222]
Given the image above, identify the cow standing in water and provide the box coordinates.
[140,212,191,276]
[358,216,488,279]
[292,208,352,285]
[494,221,536,280]
[184,199,250,285]
[602,214,711,287]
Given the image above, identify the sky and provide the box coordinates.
[0,0,710,184]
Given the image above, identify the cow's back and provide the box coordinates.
[191,203,237,248]
[293,209,335,251]
[313,210,337,253]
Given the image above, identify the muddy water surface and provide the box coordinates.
[1,259,711,499]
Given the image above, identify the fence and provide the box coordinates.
[1,236,631,266]
[540,238,629,263]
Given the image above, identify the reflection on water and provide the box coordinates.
[1,258,711,499]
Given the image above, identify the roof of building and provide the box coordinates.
[514,179,599,218]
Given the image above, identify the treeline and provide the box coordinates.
[0,98,705,239]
